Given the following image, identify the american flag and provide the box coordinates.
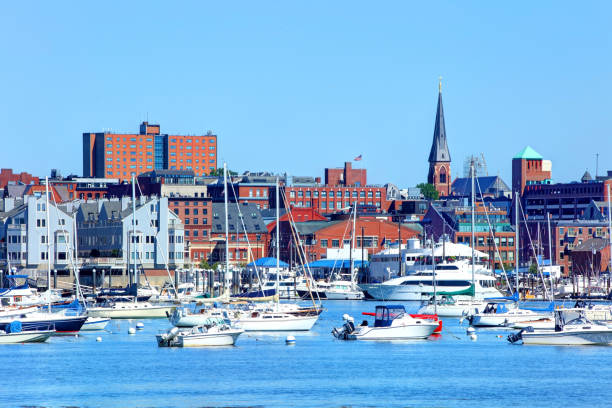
[354,154,362,161]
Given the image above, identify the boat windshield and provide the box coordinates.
[374,306,405,327]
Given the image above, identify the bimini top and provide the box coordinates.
[374,305,406,327]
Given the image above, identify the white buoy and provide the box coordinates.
[466,326,476,335]
[128,327,136,335]
[285,335,296,345]
[136,322,144,330]
[470,333,478,341]
[96,336,102,342]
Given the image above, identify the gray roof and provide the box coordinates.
[428,90,451,163]
[572,237,609,252]
[211,202,266,234]
[581,171,593,182]
[452,176,510,196]
[294,220,341,235]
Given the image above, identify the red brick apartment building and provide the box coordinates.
[83,121,217,181]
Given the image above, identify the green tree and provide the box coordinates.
[417,183,439,200]
[209,168,238,177]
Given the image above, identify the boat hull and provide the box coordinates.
[325,290,364,300]
[0,330,54,344]
[349,323,437,340]
[471,311,551,327]
[236,315,318,331]
[0,315,87,334]
[81,317,111,331]
[88,305,175,319]
[522,331,612,345]
[419,302,487,317]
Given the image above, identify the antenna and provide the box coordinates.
[596,153,599,179]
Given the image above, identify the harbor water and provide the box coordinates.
[3,300,612,407]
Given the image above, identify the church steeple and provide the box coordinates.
[428,78,451,163]
[427,78,452,196]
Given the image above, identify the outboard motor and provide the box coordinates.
[332,316,356,340]
[507,326,533,344]
[158,327,180,347]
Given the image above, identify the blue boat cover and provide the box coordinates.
[9,321,22,334]
[246,257,289,268]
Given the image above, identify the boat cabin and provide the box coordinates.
[374,305,406,327]
[482,302,509,314]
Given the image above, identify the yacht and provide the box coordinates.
[360,260,501,301]
[367,239,428,282]
[234,308,318,331]
[509,309,612,345]
[324,279,364,300]
[332,305,439,340]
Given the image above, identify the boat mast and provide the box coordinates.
[515,191,520,301]
[223,163,230,295]
[350,201,357,288]
[547,212,554,304]
[432,235,437,315]
[608,184,612,284]
[276,177,280,308]
[73,212,83,303]
[45,177,52,312]
[470,161,475,302]
[132,176,138,296]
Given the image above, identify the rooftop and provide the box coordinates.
[514,145,543,160]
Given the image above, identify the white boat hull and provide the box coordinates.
[88,305,175,319]
[522,330,612,345]
[0,330,54,344]
[178,330,242,347]
[360,283,501,301]
[81,317,111,331]
[418,302,487,317]
[349,323,437,340]
[236,315,318,331]
[472,310,552,327]
[324,290,364,300]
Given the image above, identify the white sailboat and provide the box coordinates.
[324,203,364,300]
[234,175,319,331]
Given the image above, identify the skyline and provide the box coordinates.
[1,2,611,187]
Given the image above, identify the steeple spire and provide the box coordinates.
[428,79,451,163]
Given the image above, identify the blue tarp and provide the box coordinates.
[308,259,369,269]
[246,257,289,268]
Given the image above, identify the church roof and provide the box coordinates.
[428,85,451,163]
[513,146,543,160]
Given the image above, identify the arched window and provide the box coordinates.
[439,166,447,184]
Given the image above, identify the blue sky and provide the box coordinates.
[1,1,610,187]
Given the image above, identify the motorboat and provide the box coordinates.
[81,316,111,331]
[295,279,330,300]
[360,261,502,301]
[0,321,54,344]
[234,309,318,331]
[468,302,552,327]
[87,297,175,319]
[324,280,364,300]
[169,306,232,327]
[332,305,439,340]
[508,309,612,345]
[418,294,489,318]
[157,317,244,347]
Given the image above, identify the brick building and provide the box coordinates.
[275,217,419,264]
[283,184,389,214]
[325,162,366,187]
[422,201,516,270]
[83,121,217,181]
[511,146,552,196]
[0,169,39,189]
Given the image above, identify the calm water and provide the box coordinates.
[3,300,612,408]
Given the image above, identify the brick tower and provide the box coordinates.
[427,79,451,196]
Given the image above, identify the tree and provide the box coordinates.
[209,168,238,177]
[417,183,439,201]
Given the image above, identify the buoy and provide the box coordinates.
[285,335,296,345]
[96,336,102,342]
[128,327,136,335]
[136,322,144,330]
[497,335,504,338]
[470,333,478,341]
[466,326,476,335]
[74,334,79,338]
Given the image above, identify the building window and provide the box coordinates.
[332,239,340,248]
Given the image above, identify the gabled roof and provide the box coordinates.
[428,89,451,163]
[211,202,266,234]
[451,176,510,196]
[572,237,609,253]
[513,146,543,160]
[581,171,593,182]
[294,220,341,235]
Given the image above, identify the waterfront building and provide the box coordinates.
[83,121,218,181]
[427,80,452,197]
[76,196,185,278]
[0,195,76,275]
